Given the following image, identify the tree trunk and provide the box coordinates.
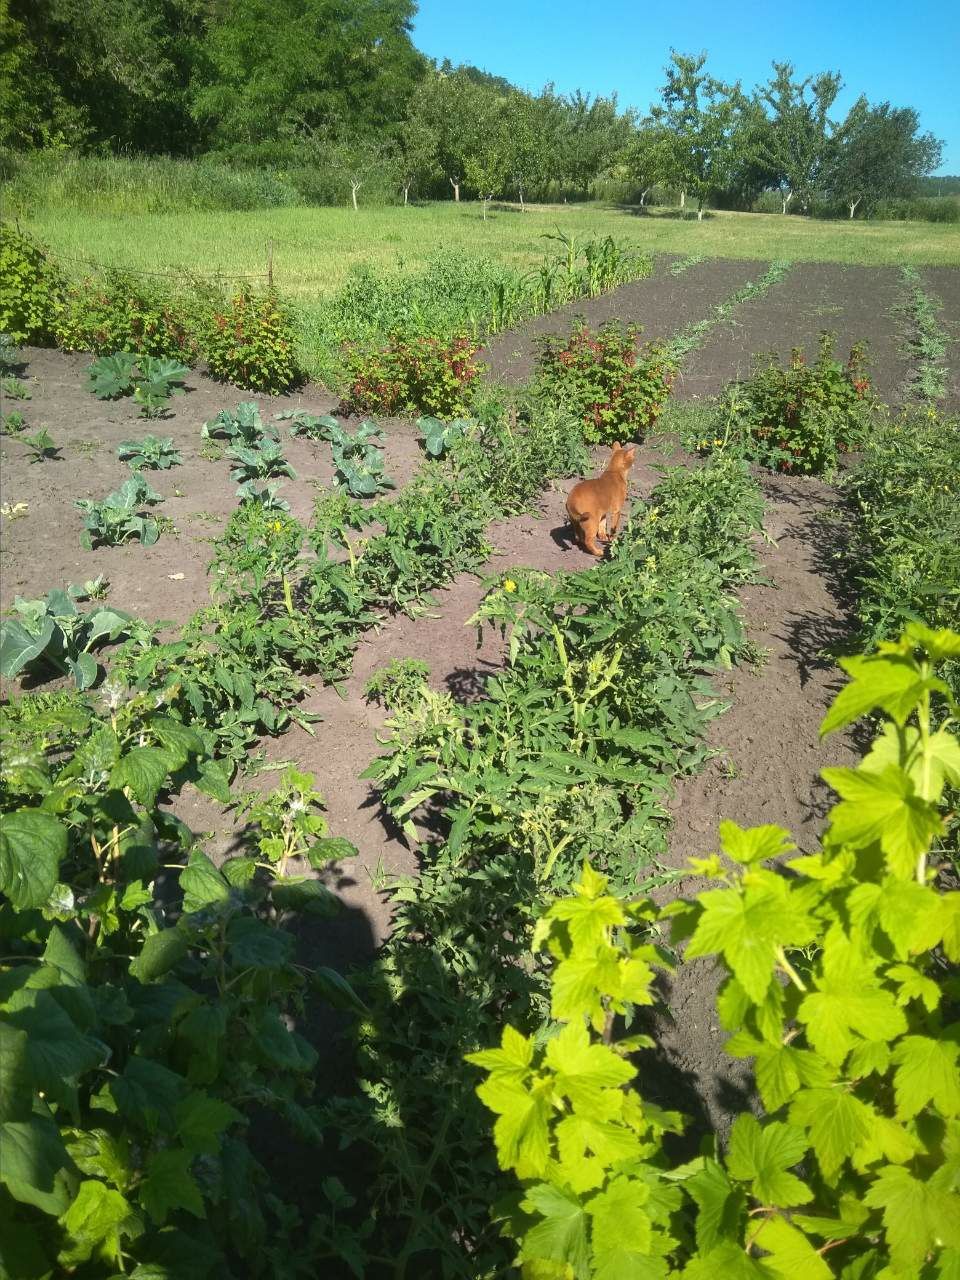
[696,196,705,222]
[781,191,793,215]
[848,197,861,219]
[639,187,650,207]
[403,183,410,206]
[680,189,685,209]
[351,181,361,212]
[518,184,524,210]
[450,176,460,202]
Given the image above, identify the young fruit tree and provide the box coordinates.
[652,50,743,221]
[747,61,842,214]
[827,97,943,218]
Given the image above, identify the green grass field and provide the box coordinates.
[24,201,960,297]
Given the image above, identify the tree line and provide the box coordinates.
[0,0,945,217]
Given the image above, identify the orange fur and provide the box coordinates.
[565,443,636,556]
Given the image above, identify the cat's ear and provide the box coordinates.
[612,442,622,451]
[623,445,637,460]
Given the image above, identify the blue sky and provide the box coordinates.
[411,0,959,175]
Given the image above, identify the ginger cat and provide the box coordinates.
[565,443,636,556]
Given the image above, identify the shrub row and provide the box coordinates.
[0,222,300,392]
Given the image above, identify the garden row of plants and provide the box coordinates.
[0,220,653,395]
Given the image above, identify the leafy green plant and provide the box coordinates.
[469,622,960,1278]
[848,405,960,646]
[418,414,470,458]
[236,479,291,509]
[69,573,111,601]
[364,657,432,708]
[75,475,164,549]
[227,437,297,486]
[20,425,60,462]
[0,331,21,370]
[0,588,133,688]
[535,320,678,444]
[698,332,878,475]
[116,433,183,470]
[327,419,393,497]
[277,408,340,439]
[87,351,139,398]
[54,266,201,359]
[87,352,189,416]
[204,287,300,392]
[342,333,483,418]
[0,221,62,343]
[236,766,356,877]
[0,678,361,1278]
[2,410,27,433]
[898,266,950,402]
[133,355,190,417]
[1,372,30,399]
[201,401,276,443]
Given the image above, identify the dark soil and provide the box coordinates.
[0,347,424,623]
[481,255,765,384]
[638,467,859,1141]
[922,266,960,409]
[679,262,910,405]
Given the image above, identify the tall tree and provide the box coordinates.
[624,121,684,206]
[827,98,943,217]
[652,51,742,220]
[190,0,424,151]
[4,0,203,152]
[747,62,842,213]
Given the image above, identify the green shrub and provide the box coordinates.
[204,288,300,392]
[0,221,62,343]
[54,269,201,360]
[535,320,678,444]
[342,333,483,418]
[470,622,960,1278]
[705,331,877,475]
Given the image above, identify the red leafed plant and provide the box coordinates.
[341,333,483,419]
[535,320,677,444]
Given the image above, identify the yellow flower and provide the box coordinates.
[713,437,723,447]
[271,519,283,533]
[645,556,656,570]
[503,578,517,593]
[647,507,659,522]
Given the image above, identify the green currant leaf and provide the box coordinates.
[726,1114,812,1207]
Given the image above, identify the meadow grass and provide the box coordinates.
[20,201,960,298]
